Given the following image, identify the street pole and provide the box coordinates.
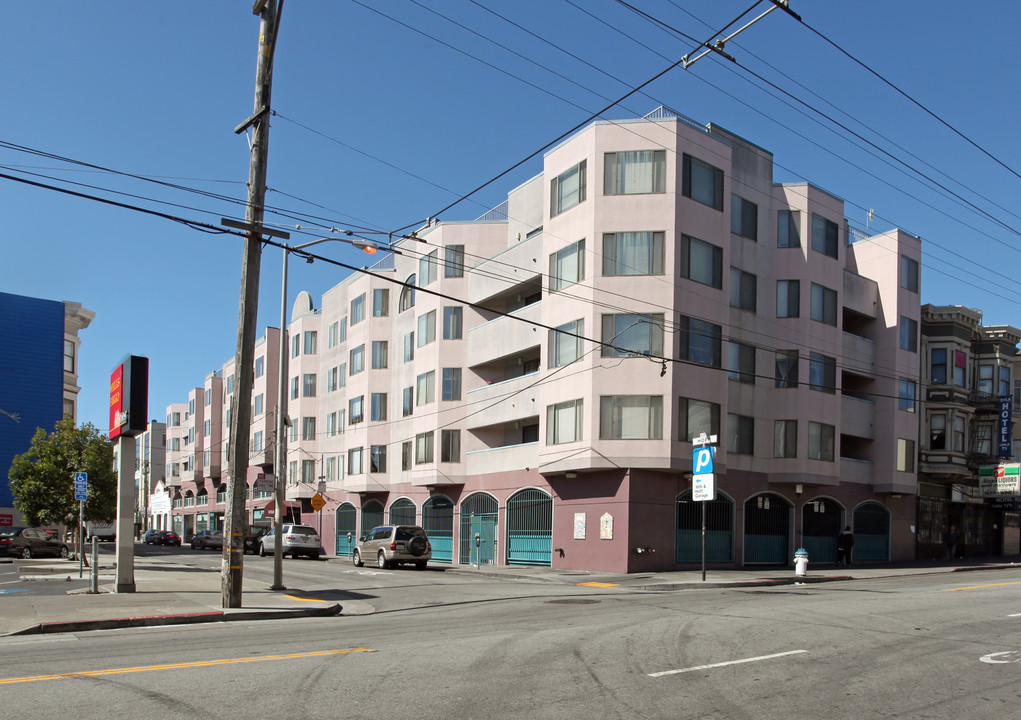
[223,0,283,609]
[273,246,288,589]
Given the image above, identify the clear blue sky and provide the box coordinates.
[3,1,1020,433]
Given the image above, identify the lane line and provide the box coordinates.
[649,650,808,678]
[943,581,1021,592]
[1008,613,1021,617]
[0,648,374,685]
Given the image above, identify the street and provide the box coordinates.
[2,547,1020,718]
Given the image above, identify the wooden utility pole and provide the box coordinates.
[223,0,283,608]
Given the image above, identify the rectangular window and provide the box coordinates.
[372,288,389,317]
[304,330,317,355]
[416,371,435,406]
[681,153,724,210]
[604,150,665,195]
[337,363,346,388]
[203,419,210,437]
[291,335,300,358]
[731,195,758,240]
[547,399,583,444]
[442,368,462,401]
[601,313,664,357]
[417,311,436,347]
[253,431,263,452]
[549,318,585,368]
[254,394,263,416]
[371,340,388,369]
[599,395,663,440]
[402,387,413,417]
[1000,368,1011,398]
[728,342,755,384]
[288,460,297,484]
[402,441,412,471]
[730,268,757,311]
[953,415,965,452]
[899,378,917,412]
[326,411,337,437]
[900,255,919,292]
[678,397,720,441]
[777,210,801,248]
[900,316,918,352]
[441,429,461,463]
[349,396,364,425]
[444,245,465,278]
[549,238,585,291]
[602,231,664,276]
[897,438,915,472]
[302,373,317,397]
[809,353,836,393]
[954,350,966,387]
[255,356,264,377]
[325,456,337,483]
[679,316,722,367]
[301,460,316,484]
[351,294,365,325]
[290,376,299,400]
[204,388,211,406]
[370,445,387,473]
[327,366,338,393]
[727,414,754,455]
[63,340,75,372]
[775,350,799,388]
[978,364,994,394]
[415,432,434,464]
[443,306,463,339]
[931,348,947,384]
[809,421,835,461]
[301,417,316,441]
[680,234,723,289]
[774,420,797,458]
[338,317,347,342]
[350,345,364,374]
[403,332,415,362]
[328,322,338,349]
[348,447,363,476]
[811,283,838,326]
[930,413,946,450]
[551,159,587,215]
[370,393,387,422]
[419,250,438,286]
[811,214,839,258]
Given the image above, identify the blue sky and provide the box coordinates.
[3,1,1020,432]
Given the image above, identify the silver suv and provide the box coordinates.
[259,524,321,560]
[353,525,431,570]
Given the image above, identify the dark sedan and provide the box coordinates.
[1,527,70,559]
[156,530,182,546]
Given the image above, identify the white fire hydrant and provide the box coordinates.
[794,548,809,577]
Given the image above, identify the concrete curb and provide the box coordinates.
[7,602,343,636]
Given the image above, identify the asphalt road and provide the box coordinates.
[2,550,1020,719]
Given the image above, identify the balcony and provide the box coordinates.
[839,457,873,485]
[465,441,539,476]
[841,394,875,439]
[841,332,875,376]
[465,374,540,430]
[467,302,543,369]
[468,232,542,305]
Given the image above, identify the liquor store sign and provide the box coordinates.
[979,465,1021,498]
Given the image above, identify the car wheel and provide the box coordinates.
[415,560,427,570]
[59,546,69,559]
[352,550,363,567]
[20,547,31,559]
[377,550,389,569]
[311,552,320,561]
[259,542,267,557]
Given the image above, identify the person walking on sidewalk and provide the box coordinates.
[836,526,854,566]
[943,525,960,559]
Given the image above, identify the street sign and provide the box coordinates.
[692,446,715,476]
[693,473,716,501]
[310,493,326,511]
[74,471,88,501]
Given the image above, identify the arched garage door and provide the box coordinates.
[459,493,498,565]
[802,498,842,564]
[853,502,890,561]
[744,494,790,564]
[361,500,384,537]
[506,489,552,566]
[389,497,416,526]
[335,502,357,556]
[423,496,454,563]
[676,491,733,563]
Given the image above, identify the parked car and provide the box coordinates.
[157,530,182,546]
[243,527,269,554]
[0,527,70,559]
[142,529,162,544]
[353,525,431,570]
[190,529,223,550]
[259,524,321,560]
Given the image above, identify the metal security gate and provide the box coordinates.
[853,502,890,561]
[676,491,733,563]
[389,497,416,526]
[744,494,790,564]
[335,502,357,556]
[459,493,498,565]
[506,489,553,566]
[361,500,384,537]
[423,495,454,564]
[802,499,842,564]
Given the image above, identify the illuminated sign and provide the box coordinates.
[108,355,149,439]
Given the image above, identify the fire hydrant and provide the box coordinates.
[794,548,809,577]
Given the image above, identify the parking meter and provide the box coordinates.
[474,533,481,547]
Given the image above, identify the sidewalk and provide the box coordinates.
[2,554,1018,637]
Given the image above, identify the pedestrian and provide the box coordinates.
[836,525,854,566]
[943,525,960,559]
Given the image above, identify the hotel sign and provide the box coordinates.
[979,465,1021,498]
[999,396,1013,458]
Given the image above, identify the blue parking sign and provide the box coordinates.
[692,446,714,475]
[74,471,88,500]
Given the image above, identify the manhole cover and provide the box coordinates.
[545,598,601,605]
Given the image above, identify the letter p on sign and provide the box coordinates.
[693,446,714,475]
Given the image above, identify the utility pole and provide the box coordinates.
[223,0,283,608]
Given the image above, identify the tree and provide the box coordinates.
[8,416,117,528]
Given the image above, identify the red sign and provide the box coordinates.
[109,363,125,438]
[0,514,12,527]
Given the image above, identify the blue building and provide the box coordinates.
[0,291,93,523]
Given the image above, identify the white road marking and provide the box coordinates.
[1008,613,1021,617]
[980,651,1021,664]
[649,650,808,678]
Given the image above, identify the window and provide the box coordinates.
[419,250,438,286]
[899,379,916,412]
[930,413,946,450]
[777,210,800,247]
[203,419,210,437]
[254,394,263,416]
[1000,367,1011,398]
[326,411,338,437]
[288,461,297,484]
[290,376,299,400]
[372,288,389,317]
[953,350,966,387]
[444,245,464,278]
[350,345,364,374]
[549,319,584,368]
[811,283,838,326]
[417,310,436,347]
[253,431,263,453]
[291,335,300,358]
[402,441,412,471]
[443,306,463,339]
[301,460,316,484]
[599,395,663,440]
[227,375,234,394]
[399,275,416,312]
[774,420,797,458]
[351,294,365,325]
[549,238,585,291]
[809,422,835,461]
[370,445,387,473]
[338,317,347,342]
[415,432,434,464]
[325,456,337,482]
[679,316,722,367]
[809,353,836,393]
[730,268,757,311]
[441,429,461,463]
[547,399,583,444]
[328,322,338,349]
[551,159,587,215]
[301,417,316,441]
[897,438,915,472]
[728,342,755,384]
[63,340,75,372]
[728,414,754,455]
[901,255,919,292]
[678,397,720,441]
[304,331,317,355]
[931,348,947,384]
[680,235,723,289]
[349,396,364,425]
[899,316,918,352]
[172,437,181,451]
[442,368,462,401]
[416,371,435,405]
[953,415,965,452]
[205,388,211,406]
[370,393,387,422]
[731,195,758,240]
[978,364,994,394]
[302,373,317,397]
[604,149,665,194]
[327,366,338,393]
[402,387,413,417]
[255,356,264,377]
[602,231,664,276]
[601,313,664,357]
[775,350,799,388]
[337,363,346,388]
[811,214,839,258]
[371,340,388,369]
[403,332,415,362]
[348,447,363,475]
[681,153,724,210]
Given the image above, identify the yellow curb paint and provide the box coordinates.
[283,595,329,603]
[577,582,619,587]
